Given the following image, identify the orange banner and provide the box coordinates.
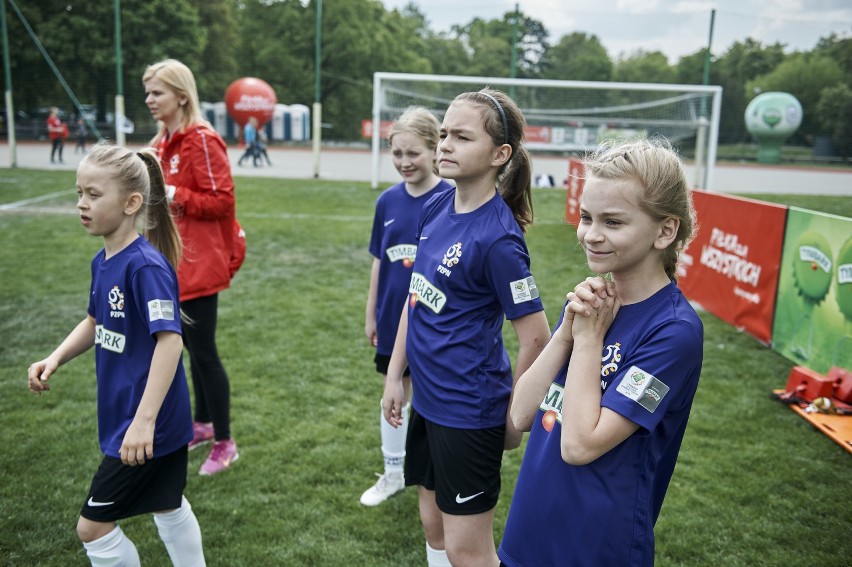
[678,191,787,344]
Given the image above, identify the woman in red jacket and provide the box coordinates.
[144,58,240,476]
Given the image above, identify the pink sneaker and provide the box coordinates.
[188,421,214,451]
[199,439,239,476]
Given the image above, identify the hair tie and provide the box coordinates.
[480,91,509,145]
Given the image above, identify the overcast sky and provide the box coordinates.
[381,0,852,63]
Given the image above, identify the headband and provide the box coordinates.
[480,91,509,145]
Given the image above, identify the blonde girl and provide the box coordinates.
[361,106,452,507]
[499,138,703,566]
[27,141,205,566]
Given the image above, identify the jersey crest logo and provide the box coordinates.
[442,242,462,268]
[601,342,622,379]
[108,285,125,319]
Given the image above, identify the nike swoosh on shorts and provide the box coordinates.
[455,491,485,504]
[87,497,115,507]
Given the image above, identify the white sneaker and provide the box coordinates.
[359,472,405,506]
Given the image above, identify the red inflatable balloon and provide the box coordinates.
[224,77,277,127]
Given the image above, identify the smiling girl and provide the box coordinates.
[361,106,452,507]
[499,138,704,567]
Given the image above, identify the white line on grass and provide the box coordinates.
[0,190,72,211]
[0,202,570,225]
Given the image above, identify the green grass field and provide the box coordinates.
[1,169,850,566]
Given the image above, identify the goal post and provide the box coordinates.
[371,72,722,190]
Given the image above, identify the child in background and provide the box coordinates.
[27,141,205,566]
[382,89,551,566]
[361,106,452,507]
[499,138,704,567]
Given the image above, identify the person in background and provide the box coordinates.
[498,137,704,567]
[144,58,240,476]
[361,106,452,507]
[75,117,87,154]
[255,123,272,166]
[27,141,206,566]
[237,116,260,167]
[382,89,551,567]
[47,107,65,164]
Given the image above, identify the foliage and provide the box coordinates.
[816,83,852,157]
[746,53,845,142]
[542,32,612,82]
[613,50,676,84]
[712,39,786,144]
[1,169,850,566]
[3,3,850,146]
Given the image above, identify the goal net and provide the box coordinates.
[371,72,722,190]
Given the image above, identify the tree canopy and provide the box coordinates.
[3,0,850,155]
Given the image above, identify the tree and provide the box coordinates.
[712,39,786,143]
[3,0,203,136]
[816,83,852,157]
[613,50,675,84]
[192,0,240,102]
[542,32,612,82]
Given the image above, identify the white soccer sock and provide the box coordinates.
[380,402,409,475]
[153,496,206,567]
[426,542,452,567]
[83,525,140,567]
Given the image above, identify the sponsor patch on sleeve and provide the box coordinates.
[615,365,670,413]
[510,276,540,304]
[148,299,175,322]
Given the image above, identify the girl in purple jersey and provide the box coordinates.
[499,138,703,567]
[27,142,206,567]
[382,89,551,567]
[361,106,452,507]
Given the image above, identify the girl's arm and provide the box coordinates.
[381,302,410,427]
[119,331,183,466]
[560,291,638,465]
[510,304,574,432]
[27,316,96,394]
[365,257,380,346]
[505,310,551,449]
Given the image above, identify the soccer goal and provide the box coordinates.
[371,72,722,190]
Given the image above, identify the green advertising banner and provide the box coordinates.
[773,207,852,374]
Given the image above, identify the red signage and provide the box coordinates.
[679,191,787,344]
[564,158,585,226]
[361,119,394,139]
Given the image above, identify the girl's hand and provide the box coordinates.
[120,419,155,466]
[381,377,406,428]
[567,276,616,318]
[365,317,378,346]
[27,359,57,394]
[570,290,620,341]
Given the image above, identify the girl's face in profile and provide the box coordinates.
[438,101,500,184]
[391,131,436,189]
[76,161,132,240]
